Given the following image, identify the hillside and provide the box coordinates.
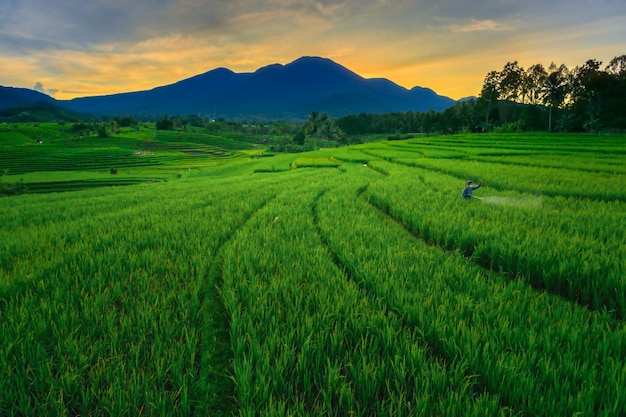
[0,101,91,123]
[0,86,55,109]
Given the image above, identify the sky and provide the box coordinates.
[1,0,625,101]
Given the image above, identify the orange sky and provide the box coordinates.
[1,1,624,101]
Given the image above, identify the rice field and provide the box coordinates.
[1,129,625,416]
[0,123,260,193]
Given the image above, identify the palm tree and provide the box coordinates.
[542,63,569,132]
[304,111,328,150]
[316,119,344,148]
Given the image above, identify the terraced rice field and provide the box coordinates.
[1,130,625,416]
[0,123,258,193]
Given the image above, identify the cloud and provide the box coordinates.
[448,19,514,32]
[1,0,173,49]
[1,0,625,102]
[32,82,58,97]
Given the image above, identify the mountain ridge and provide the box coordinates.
[1,56,456,120]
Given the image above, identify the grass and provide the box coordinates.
[1,127,625,416]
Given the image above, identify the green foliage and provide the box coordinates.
[0,101,90,123]
[336,54,624,136]
[97,124,108,138]
[156,115,175,130]
[112,115,137,128]
[292,130,306,145]
[0,177,28,196]
[479,55,626,132]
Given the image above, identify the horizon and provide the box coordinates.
[1,1,624,101]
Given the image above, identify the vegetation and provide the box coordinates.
[334,55,626,136]
[476,55,626,132]
[302,111,346,150]
[0,122,276,193]
[0,101,91,123]
[1,126,625,416]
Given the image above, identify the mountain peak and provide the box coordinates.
[290,56,334,64]
[286,56,351,72]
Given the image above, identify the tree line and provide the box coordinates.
[480,55,626,132]
[336,55,626,135]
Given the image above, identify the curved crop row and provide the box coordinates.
[366,160,626,319]
[400,156,626,202]
[315,178,626,416]
[219,166,506,416]
[0,172,298,416]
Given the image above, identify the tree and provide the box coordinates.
[542,63,569,131]
[571,59,605,131]
[605,55,626,79]
[304,111,328,150]
[97,124,109,138]
[292,130,306,145]
[526,64,548,105]
[454,101,473,133]
[479,71,501,129]
[109,120,119,135]
[156,116,174,131]
[604,55,626,128]
[113,115,137,128]
[316,119,345,147]
[499,61,525,102]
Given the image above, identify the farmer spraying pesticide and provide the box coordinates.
[462,179,482,200]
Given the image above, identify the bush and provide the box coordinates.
[156,116,174,131]
[0,179,28,196]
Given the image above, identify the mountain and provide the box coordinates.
[0,86,56,109]
[59,67,251,117]
[2,57,457,120]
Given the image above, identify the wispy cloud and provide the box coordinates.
[448,19,514,32]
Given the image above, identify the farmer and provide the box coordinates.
[462,179,482,199]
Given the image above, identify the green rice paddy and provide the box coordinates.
[1,125,625,416]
